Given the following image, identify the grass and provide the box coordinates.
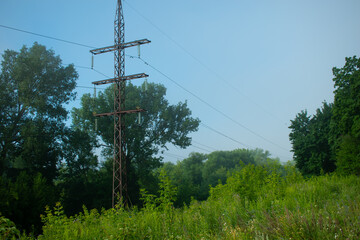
[15,165,360,239]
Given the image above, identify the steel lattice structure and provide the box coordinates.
[90,0,150,207]
[113,0,127,206]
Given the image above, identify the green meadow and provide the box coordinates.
[5,164,356,240]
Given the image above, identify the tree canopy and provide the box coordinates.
[160,148,281,206]
[71,81,200,203]
[289,102,334,176]
[289,56,360,176]
[0,43,78,234]
[330,56,360,175]
[0,42,77,179]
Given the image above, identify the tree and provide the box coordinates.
[0,172,56,235]
[289,102,334,176]
[330,56,360,175]
[0,43,77,233]
[289,110,311,174]
[309,103,335,173]
[289,56,360,176]
[0,42,77,179]
[57,128,100,215]
[162,152,207,206]
[161,148,277,206]
[202,149,256,187]
[72,82,200,203]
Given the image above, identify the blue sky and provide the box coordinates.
[1,0,360,162]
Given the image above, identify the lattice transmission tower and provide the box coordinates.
[90,0,150,207]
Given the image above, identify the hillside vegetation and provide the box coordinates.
[7,164,357,240]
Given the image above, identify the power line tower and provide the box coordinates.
[90,0,150,207]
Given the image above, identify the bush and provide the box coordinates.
[24,165,360,239]
[0,214,20,240]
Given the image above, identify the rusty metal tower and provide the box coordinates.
[90,0,150,207]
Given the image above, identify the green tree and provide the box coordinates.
[0,172,56,235]
[289,102,334,176]
[161,153,207,206]
[57,129,101,215]
[0,42,77,179]
[161,149,276,206]
[202,149,256,188]
[309,103,335,173]
[330,56,360,175]
[0,43,77,233]
[289,110,311,174]
[72,82,200,203]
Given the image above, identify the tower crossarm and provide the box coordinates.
[91,73,148,85]
[90,39,151,55]
[93,109,146,117]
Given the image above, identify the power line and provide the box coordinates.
[123,1,287,126]
[0,23,126,81]
[1,22,290,153]
[163,152,186,160]
[200,123,251,149]
[191,144,212,153]
[62,64,110,90]
[72,64,112,79]
[192,140,218,152]
[63,63,112,79]
[76,85,106,90]
[0,21,286,127]
[201,123,291,160]
[0,23,257,161]
[0,24,96,49]
[136,56,289,152]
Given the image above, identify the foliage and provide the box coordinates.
[72,82,200,203]
[0,43,78,234]
[161,148,280,206]
[202,149,255,187]
[161,152,207,206]
[289,102,334,176]
[156,169,178,210]
[330,56,360,175]
[0,213,20,240]
[289,56,360,176]
[0,172,55,235]
[140,169,177,211]
[0,42,77,179]
[56,128,101,216]
[336,135,360,175]
[72,82,200,160]
[25,165,360,240]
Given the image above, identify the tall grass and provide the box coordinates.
[22,165,360,239]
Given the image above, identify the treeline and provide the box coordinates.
[159,149,281,207]
[289,56,360,176]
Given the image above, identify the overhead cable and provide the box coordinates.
[123,1,287,126]
[135,56,289,152]
[1,23,290,153]
[0,24,95,48]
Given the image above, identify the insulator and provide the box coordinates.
[95,118,98,131]
[144,78,148,91]
[137,45,140,58]
[94,85,96,98]
[91,54,94,69]
[138,112,141,125]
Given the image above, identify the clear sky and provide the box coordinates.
[1,0,360,162]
